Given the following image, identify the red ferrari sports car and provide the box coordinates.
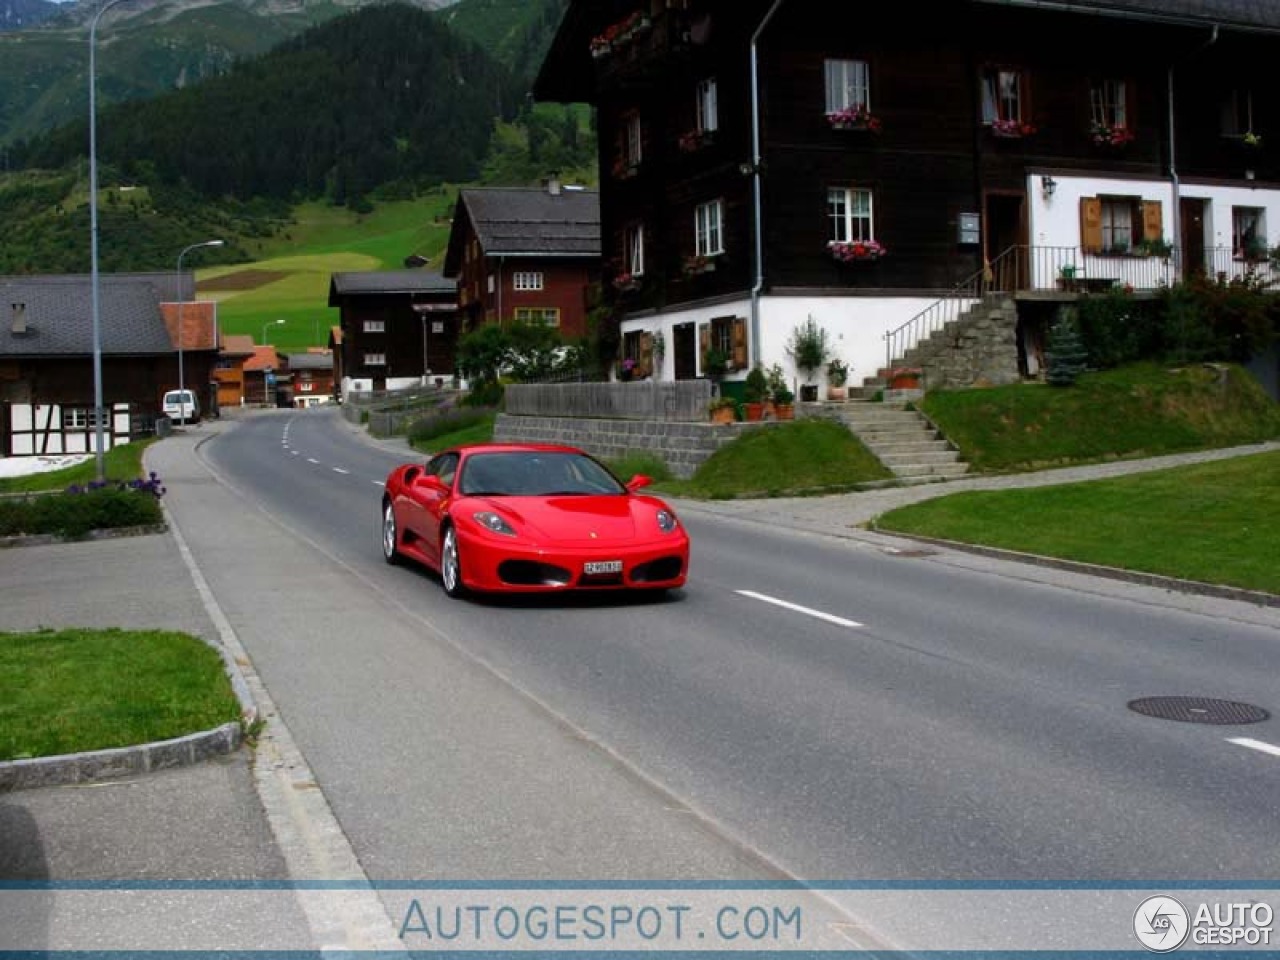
[381,443,689,597]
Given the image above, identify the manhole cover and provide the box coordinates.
[1127,697,1270,725]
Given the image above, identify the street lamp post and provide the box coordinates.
[175,239,223,427]
[262,319,284,407]
[88,0,136,483]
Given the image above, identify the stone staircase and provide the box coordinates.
[806,400,969,484]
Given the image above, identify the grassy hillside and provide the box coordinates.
[202,187,461,352]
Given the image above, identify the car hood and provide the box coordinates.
[468,495,665,545]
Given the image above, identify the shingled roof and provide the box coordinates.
[328,269,455,300]
[973,0,1280,30]
[443,186,600,275]
[0,276,172,357]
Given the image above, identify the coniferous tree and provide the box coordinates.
[1045,309,1089,387]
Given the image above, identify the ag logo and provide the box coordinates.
[1134,896,1190,952]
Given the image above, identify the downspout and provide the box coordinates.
[1169,25,1218,280]
[749,0,788,370]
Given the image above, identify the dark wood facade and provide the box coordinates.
[539,1,1279,306]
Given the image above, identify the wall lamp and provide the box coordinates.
[1041,175,1058,199]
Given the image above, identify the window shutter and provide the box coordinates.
[1142,201,1163,243]
[699,323,710,368]
[731,318,748,370]
[640,332,653,376]
[1080,197,1103,254]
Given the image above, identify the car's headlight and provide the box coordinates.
[474,512,516,536]
[656,509,678,533]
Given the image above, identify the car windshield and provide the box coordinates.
[458,452,627,497]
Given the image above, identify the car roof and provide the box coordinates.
[452,442,584,458]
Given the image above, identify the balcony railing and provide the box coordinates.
[884,244,1280,369]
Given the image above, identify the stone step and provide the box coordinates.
[845,424,938,441]
[876,449,964,467]
[891,461,971,479]
[868,440,954,455]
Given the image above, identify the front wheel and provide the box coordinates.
[440,525,467,598]
[381,500,401,565]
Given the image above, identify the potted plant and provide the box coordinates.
[826,357,849,401]
[704,346,729,381]
[766,364,795,420]
[887,366,923,390]
[786,316,831,402]
[707,395,737,425]
[618,356,637,382]
[742,365,769,421]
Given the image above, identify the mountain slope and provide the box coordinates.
[0,0,61,30]
[18,3,520,202]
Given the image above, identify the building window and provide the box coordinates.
[62,408,102,430]
[625,222,645,276]
[364,353,386,366]
[981,67,1026,125]
[695,199,724,257]
[824,59,869,114]
[828,187,874,243]
[514,307,560,327]
[1100,197,1138,253]
[625,112,643,167]
[1222,89,1255,138]
[1090,79,1127,129]
[363,320,385,333]
[696,77,719,133]
[513,272,544,291]
[1233,207,1267,260]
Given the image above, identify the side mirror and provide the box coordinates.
[626,474,653,492]
[414,474,449,494]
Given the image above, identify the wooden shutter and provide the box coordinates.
[731,318,748,370]
[640,332,653,377]
[698,323,710,368]
[1142,200,1163,243]
[1080,197,1103,254]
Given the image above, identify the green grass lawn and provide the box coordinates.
[0,628,242,761]
[874,451,1280,594]
[922,363,1280,472]
[0,439,154,495]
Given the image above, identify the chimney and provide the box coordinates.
[11,302,26,335]
[546,173,562,196]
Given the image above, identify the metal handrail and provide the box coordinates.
[883,245,1022,371]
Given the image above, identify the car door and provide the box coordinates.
[408,452,458,559]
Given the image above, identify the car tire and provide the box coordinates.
[382,499,402,565]
[440,525,467,598]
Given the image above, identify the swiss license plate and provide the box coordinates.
[583,560,623,575]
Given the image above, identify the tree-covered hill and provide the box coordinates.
[14,3,521,204]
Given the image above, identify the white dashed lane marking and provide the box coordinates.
[736,590,864,629]
[1227,738,1280,759]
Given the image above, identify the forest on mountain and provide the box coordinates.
[0,0,595,274]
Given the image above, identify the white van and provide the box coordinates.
[162,389,200,423]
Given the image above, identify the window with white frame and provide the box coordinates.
[1090,79,1127,129]
[625,112,643,167]
[364,352,386,366]
[625,223,645,276]
[514,307,560,327]
[696,77,719,133]
[62,408,102,430]
[695,199,724,257]
[1233,206,1267,259]
[828,187,874,243]
[513,271,544,291]
[1222,89,1255,138]
[824,59,869,114]
[980,67,1025,124]
[363,319,385,333]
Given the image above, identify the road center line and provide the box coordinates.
[736,590,864,629]
[333,467,349,475]
[307,458,320,465]
[1226,737,1280,758]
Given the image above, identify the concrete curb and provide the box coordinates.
[879,529,1280,609]
[0,522,167,549]
[0,499,259,792]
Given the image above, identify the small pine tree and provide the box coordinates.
[1045,310,1089,387]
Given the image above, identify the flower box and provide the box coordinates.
[678,129,714,152]
[990,119,1036,139]
[825,106,881,133]
[828,239,886,263]
[1091,123,1135,147]
[682,255,717,276]
[612,273,641,293]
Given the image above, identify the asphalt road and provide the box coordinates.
[193,408,1280,883]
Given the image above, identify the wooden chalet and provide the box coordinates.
[282,351,335,408]
[327,270,459,398]
[534,0,1280,394]
[0,273,201,456]
[214,333,257,409]
[442,180,601,340]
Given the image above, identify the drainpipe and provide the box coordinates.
[749,0,788,370]
[1168,25,1218,280]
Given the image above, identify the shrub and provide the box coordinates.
[407,405,496,444]
[0,482,163,538]
[1045,311,1089,387]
